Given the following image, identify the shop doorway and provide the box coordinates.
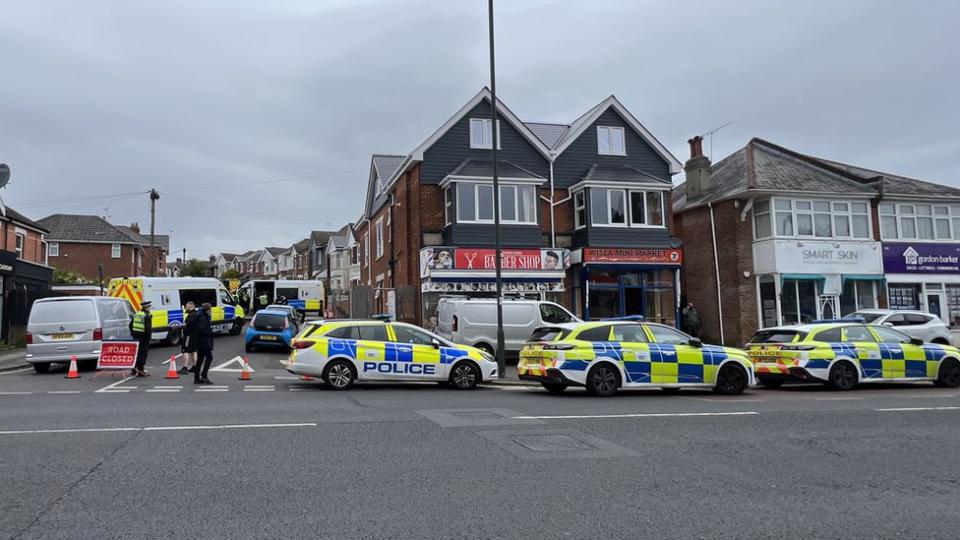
[819,295,839,320]
[926,292,947,321]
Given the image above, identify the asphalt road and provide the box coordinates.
[2,334,960,539]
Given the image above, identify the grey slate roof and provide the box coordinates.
[309,230,336,247]
[265,247,287,256]
[584,164,670,185]
[447,159,545,180]
[115,226,169,250]
[38,214,140,243]
[551,100,607,150]
[293,239,310,253]
[3,206,48,232]
[524,122,569,149]
[372,154,405,184]
[808,158,960,199]
[218,252,241,260]
[327,223,354,250]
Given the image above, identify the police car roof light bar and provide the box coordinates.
[812,318,864,324]
[601,315,646,322]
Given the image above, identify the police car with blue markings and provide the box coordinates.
[747,321,960,390]
[284,320,498,390]
[518,321,754,396]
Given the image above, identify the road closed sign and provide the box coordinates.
[98,341,139,370]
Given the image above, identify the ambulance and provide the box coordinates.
[235,279,325,317]
[107,277,245,345]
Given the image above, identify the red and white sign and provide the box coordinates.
[583,248,683,265]
[97,341,139,370]
[454,249,565,271]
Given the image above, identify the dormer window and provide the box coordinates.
[469,118,501,149]
[597,126,625,155]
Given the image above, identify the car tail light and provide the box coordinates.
[292,340,315,350]
[93,328,103,341]
[26,331,32,345]
[452,315,458,333]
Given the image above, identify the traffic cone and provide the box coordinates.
[165,355,179,379]
[65,356,80,379]
[239,357,252,381]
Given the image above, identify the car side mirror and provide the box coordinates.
[910,337,924,346]
[883,322,894,328]
[431,338,441,349]
[688,337,703,348]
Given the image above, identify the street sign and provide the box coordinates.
[97,341,140,370]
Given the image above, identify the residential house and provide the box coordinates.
[292,238,310,279]
[356,89,681,324]
[325,224,355,316]
[0,202,53,342]
[307,230,336,279]
[258,247,286,278]
[39,214,145,283]
[276,246,296,278]
[115,223,168,276]
[213,253,241,278]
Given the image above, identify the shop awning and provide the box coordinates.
[842,274,886,284]
[781,273,826,283]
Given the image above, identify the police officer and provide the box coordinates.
[129,300,152,377]
[193,303,215,385]
[258,292,269,310]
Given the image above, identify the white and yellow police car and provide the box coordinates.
[285,320,498,390]
[747,321,960,390]
[518,321,754,396]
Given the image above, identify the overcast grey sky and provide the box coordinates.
[2,0,957,260]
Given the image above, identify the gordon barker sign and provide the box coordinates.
[883,243,960,274]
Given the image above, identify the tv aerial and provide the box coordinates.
[699,122,732,160]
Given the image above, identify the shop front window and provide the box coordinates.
[947,285,960,327]
[840,280,877,316]
[759,276,778,328]
[588,289,619,320]
[781,280,819,324]
[888,284,921,311]
[644,288,674,325]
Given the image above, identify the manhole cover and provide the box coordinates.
[449,411,504,421]
[511,434,594,452]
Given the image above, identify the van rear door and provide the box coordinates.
[27,299,100,361]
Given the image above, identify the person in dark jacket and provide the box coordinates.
[129,301,153,377]
[682,302,701,338]
[194,303,215,384]
[180,302,199,373]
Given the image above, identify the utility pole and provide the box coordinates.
[488,0,506,377]
[149,189,160,276]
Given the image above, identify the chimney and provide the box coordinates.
[129,222,140,234]
[684,135,712,201]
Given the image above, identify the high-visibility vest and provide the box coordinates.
[132,311,148,333]
[259,294,269,305]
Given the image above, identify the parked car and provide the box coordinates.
[845,309,952,345]
[436,298,581,355]
[244,309,299,353]
[26,296,134,373]
[266,304,303,323]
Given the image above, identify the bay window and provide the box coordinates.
[574,191,586,229]
[588,188,665,228]
[753,200,772,239]
[880,202,960,241]
[756,197,871,239]
[453,182,537,224]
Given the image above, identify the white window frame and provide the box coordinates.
[375,219,384,259]
[587,187,666,229]
[596,126,626,156]
[758,197,872,240]
[47,241,58,257]
[363,232,370,269]
[468,118,501,150]
[880,202,959,242]
[15,233,25,258]
[111,243,121,259]
[454,182,537,225]
[753,200,772,239]
[443,187,453,226]
[573,191,586,230]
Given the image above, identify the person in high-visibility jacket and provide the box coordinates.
[129,300,153,377]
[258,293,269,309]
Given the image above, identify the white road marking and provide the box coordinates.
[513,411,760,420]
[160,354,184,365]
[145,388,181,393]
[47,390,82,394]
[495,386,537,391]
[95,375,137,393]
[0,391,33,395]
[0,367,32,376]
[210,356,252,373]
[274,376,300,381]
[907,394,960,399]
[0,422,318,436]
[875,406,960,412]
[195,387,229,392]
[690,397,765,403]
[814,397,863,401]
[288,386,313,391]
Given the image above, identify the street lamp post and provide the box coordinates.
[488,0,506,377]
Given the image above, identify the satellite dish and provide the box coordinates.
[0,164,9,189]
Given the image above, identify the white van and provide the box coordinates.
[236,279,325,316]
[26,296,134,373]
[436,297,581,355]
[108,277,244,345]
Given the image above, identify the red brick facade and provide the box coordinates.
[47,242,142,282]
[1,221,45,264]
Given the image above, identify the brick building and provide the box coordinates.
[355,89,682,325]
[116,224,168,276]
[0,203,53,342]
[38,214,145,283]
[673,137,960,346]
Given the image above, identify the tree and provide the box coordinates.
[180,259,212,277]
[53,269,89,284]
[220,268,240,281]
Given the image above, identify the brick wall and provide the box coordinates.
[2,222,46,264]
[47,242,141,282]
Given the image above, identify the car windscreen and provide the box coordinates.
[30,300,97,324]
[527,327,569,342]
[748,329,807,344]
[850,312,884,324]
[253,313,287,331]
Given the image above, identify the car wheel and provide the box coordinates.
[230,320,244,335]
[586,363,619,397]
[828,361,858,391]
[715,364,748,395]
[449,361,480,390]
[540,382,567,394]
[244,343,253,353]
[758,377,784,389]
[32,363,51,374]
[475,343,495,356]
[164,328,182,347]
[324,360,355,390]
[935,358,960,388]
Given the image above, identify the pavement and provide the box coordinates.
[0,347,26,372]
[3,334,960,539]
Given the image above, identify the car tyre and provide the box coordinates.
[32,363,51,374]
[757,377,784,389]
[324,360,356,390]
[935,358,960,388]
[449,361,480,390]
[540,382,567,394]
[828,361,858,391]
[586,363,619,397]
[230,320,244,336]
[715,364,748,395]
[164,328,182,347]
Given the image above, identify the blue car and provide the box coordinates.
[245,309,299,353]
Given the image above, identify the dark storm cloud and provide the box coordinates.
[1,0,956,257]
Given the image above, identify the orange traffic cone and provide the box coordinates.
[165,355,179,379]
[65,356,80,379]
[239,357,252,381]
[299,374,314,381]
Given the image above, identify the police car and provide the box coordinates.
[285,320,498,390]
[746,320,960,390]
[518,321,754,396]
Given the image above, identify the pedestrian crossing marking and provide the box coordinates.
[210,356,254,373]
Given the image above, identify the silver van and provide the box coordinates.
[436,298,580,355]
[26,296,134,373]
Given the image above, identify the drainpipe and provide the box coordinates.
[708,202,725,344]
[549,158,556,248]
